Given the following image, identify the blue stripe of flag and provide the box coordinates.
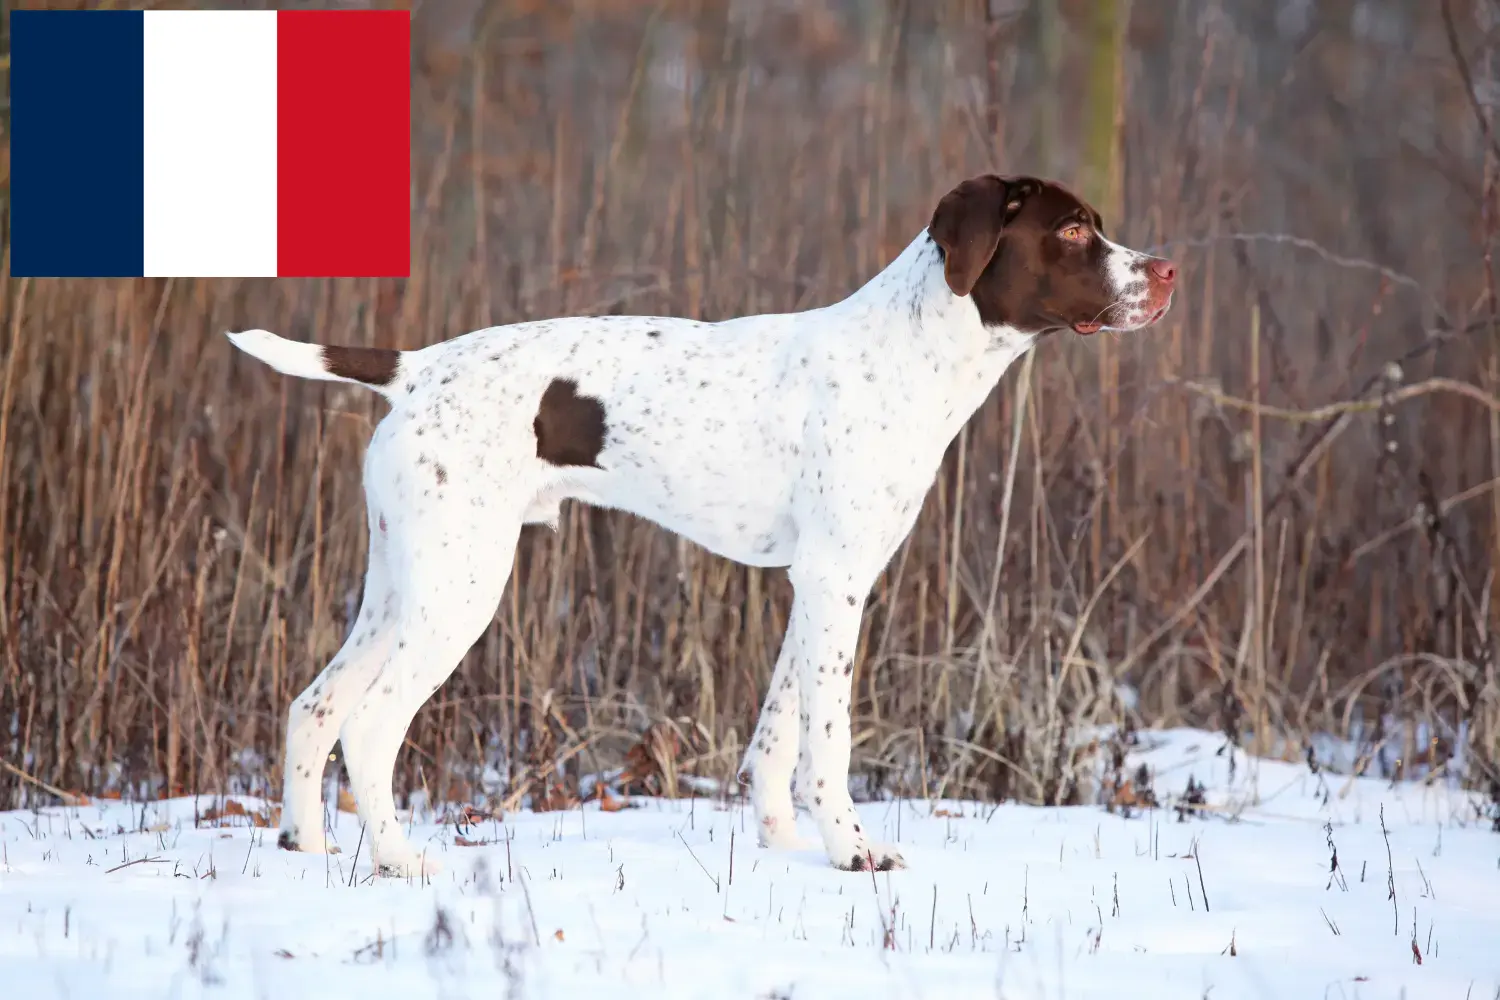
[12,11,146,278]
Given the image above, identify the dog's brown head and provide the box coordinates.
[928,174,1176,336]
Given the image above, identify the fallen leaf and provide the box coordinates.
[532,786,580,813]
[200,801,244,824]
[249,805,281,828]
[553,929,565,942]
[458,804,496,825]
[619,722,682,798]
[200,798,279,829]
[598,790,631,813]
[933,808,961,818]
[454,835,488,848]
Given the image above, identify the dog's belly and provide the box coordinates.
[570,446,800,568]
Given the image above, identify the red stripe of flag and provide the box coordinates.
[277,10,409,278]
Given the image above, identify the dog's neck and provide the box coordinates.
[848,231,1034,361]
[841,231,1036,439]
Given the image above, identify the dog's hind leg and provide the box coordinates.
[336,506,522,878]
[277,509,397,855]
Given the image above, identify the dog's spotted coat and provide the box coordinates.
[227,175,1177,877]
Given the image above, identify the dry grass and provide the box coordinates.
[2,0,1499,815]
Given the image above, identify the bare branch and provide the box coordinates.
[1165,375,1500,424]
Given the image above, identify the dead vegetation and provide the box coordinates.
[2,1,1500,819]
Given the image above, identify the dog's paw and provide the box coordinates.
[276,829,338,855]
[832,843,907,873]
[373,848,442,879]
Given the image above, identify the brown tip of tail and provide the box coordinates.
[321,345,400,388]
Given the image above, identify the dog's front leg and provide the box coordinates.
[788,576,906,872]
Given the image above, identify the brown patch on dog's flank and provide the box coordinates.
[322,345,400,388]
[534,378,607,468]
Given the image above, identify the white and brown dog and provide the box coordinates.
[228,174,1176,877]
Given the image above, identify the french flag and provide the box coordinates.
[11,9,410,279]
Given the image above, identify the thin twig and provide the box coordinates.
[1351,475,1500,563]
[517,868,542,947]
[674,829,720,892]
[1165,375,1500,423]
[1145,231,1430,305]
[347,822,366,887]
[868,851,894,950]
[1381,804,1398,936]
[1193,843,1211,913]
[104,855,169,875]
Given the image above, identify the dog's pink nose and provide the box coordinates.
[1149,259,1177,285]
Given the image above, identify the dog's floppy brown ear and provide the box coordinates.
[928,175,1017,297]
[929,175,1043,296]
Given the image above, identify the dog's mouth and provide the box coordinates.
[1141,291,1175,327]
[1076,297,1173,336]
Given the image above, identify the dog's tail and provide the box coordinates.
[226,329,408,399]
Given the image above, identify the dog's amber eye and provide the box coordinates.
[1059,225,1088,243]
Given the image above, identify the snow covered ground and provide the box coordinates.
[2,729,1496,1000]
